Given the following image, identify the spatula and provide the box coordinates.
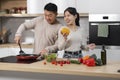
[18,42,25,55]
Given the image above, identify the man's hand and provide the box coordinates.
[40,49,48,56]
[14,36,21,44]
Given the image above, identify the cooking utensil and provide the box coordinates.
[18,42,25,55]
[17,54,40,60]
[17,42,42,60]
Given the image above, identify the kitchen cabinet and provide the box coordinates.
[27,0,76,14]
[0,0,26,14]
[27,0,45,14]
[76,0,89,13]
[27,0,89,14]
[89,0,120,13]
[1,0,120,14]
[76,0,120,13]
[27,0,120,14]
[0,70,119,80]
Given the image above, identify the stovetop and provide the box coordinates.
[0,56,39,64]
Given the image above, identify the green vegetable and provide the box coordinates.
[90,54,97,61]
[46,53,57,62]
[70,60,81,64]
[95,58,102,66]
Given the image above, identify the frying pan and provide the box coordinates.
[16,42,41,60]
[17,54,40,60]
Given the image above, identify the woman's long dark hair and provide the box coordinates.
[64,7,80,26]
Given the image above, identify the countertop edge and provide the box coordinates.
[0,61,119,79]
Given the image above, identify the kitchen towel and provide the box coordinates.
[97,23,109,37]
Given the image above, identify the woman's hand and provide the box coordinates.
[87,43,96,50]
[60,27,70,41]
[61,32,68,41]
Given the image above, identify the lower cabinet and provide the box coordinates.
[0,70,119,80]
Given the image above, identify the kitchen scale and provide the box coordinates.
[0,56,40,64]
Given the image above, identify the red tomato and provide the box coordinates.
[55,61,57,65]
[83,59,87,64]
[78,58,83,63]
[66,60,70,64]
[43,62,46,65]
[60,63,63,66]
[51,61,56,64]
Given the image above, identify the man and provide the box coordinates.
[14,3,62,55]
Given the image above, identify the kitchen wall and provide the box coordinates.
[27,0,120,14]
[0,17,88,43]
[0,17,33,43]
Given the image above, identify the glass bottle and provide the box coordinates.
[101,45,107,65]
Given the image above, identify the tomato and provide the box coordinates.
[66,60,70,64]
[78,58,83,63]
[43,61,46,65]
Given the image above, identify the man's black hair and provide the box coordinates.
[44,3,57,13]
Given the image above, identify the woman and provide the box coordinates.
[58,7,95,58]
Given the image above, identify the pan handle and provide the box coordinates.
[18,42,22,51]
[18,41,26,55]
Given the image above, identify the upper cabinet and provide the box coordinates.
[28,0,120,14]
[76,0,89,13]
[0,0,27,14]
[27,0,77,14]
[27,0,45,14]
[89,0,120,14]
[1,0,120,15]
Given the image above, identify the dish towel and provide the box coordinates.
[97,23,109,37]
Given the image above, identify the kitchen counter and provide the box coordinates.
[0,60,120,79]
[0,43,120,79]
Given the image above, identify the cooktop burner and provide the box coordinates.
[0,56,39,64]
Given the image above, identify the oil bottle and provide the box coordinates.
[101,45,107,65]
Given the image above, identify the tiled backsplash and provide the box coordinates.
[0,17,89,43]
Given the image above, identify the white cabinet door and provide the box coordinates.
[27,0,45,14]
[27,0,76,14]
[89,0,120,13]
[27,0,120,14]
[76,0,89,13]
